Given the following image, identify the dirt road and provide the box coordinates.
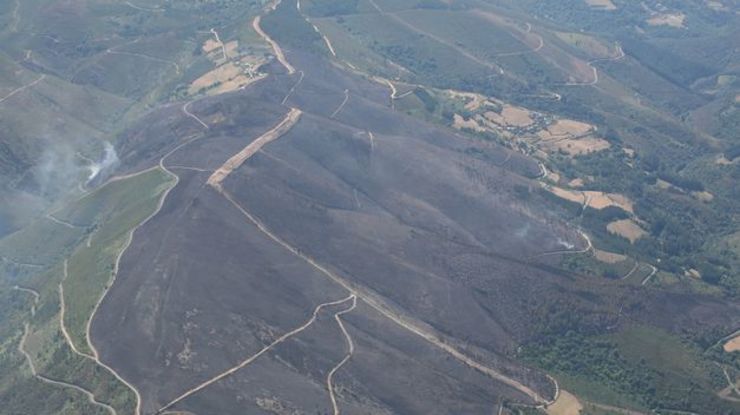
[14,286,117,415]
[218,187,549,404]
[0,75,45,105]
[182,100,210,130]
[87,135,203,415]
[326,295,358,415]
[156,295,357,413]
[252,15,296,74]
[282,70,305,105]
[330,89,350,118]
[564,42,625,87]
[640,264,657,286]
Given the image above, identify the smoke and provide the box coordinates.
[0,140,119,236]
[515,223,531,238]
[556,237,575,250]
[84,142,120,185]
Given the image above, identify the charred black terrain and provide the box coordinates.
[88,11,740,415]
[3,1,740,415]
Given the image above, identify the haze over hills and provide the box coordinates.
[0,1,739,415]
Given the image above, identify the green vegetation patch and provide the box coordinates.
[61,168,173,355]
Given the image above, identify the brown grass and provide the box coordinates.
[546,136,610,156]
[545,119,593,138]
[452,114,485,132]
[501,105,533,127]
[724,335,740,353]
[587,192,633,213]
[568,178,585,188]
[647,13,686,28]
[585,0,616,10]
[547,390,583,415]
[594,249,627,264]
[692,191,714,202]
[202,39,221,54]
[189,62,242,94]
[607,219,647,243]
[547,186,633,213]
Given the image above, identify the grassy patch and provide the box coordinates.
[0,168,172,414]
[61,168,173,355]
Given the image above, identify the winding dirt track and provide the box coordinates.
[282,70,305,105]
[330,89,350,119]
[640,264,657,286]
[0,75,45,105]
[87,133,207,415]
[182,100,210,130]
[60,260,94,358]
[13,286,117,415]
[620,261,640,280]
[213,176,548,405]
[564,43,625,87]
[326,295,358,415]
[156,295,357,413]
[528,230,593,259]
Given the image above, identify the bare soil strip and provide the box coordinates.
[203,116,550,403]
[156,295,356,413]
[207,108,302,189]
[326,296,358,415]
[0,75,45,105]
[252,15,296,74]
